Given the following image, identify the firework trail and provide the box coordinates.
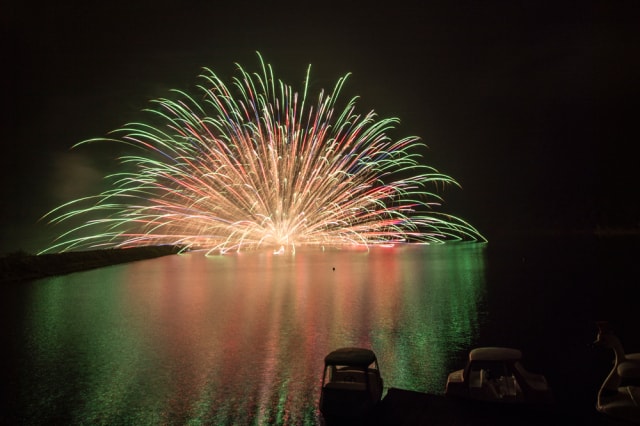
[42,53,485,254]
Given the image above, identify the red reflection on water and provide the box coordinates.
[117,245,482,423]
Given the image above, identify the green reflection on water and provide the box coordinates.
[25,265,166,424]
[371,243,487,393]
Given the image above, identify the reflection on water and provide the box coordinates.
[6,243,486,424]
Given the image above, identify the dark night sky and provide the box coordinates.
[2,0,639,253]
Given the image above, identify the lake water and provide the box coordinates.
[1,237,637,425]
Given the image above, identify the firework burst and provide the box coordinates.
[42,53,485,254]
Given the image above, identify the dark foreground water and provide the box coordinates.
[1,236,638,425]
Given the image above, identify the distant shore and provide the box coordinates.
[2,229,637,284]
[0,245,184,284]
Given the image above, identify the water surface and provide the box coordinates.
[4,237,638,425]
[3,244,487,424]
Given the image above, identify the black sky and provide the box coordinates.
[2,0,639,253]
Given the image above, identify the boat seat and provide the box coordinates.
[333,371,366,384]
[324,381,367,391]
[469,370,482,388]
[482,370,503,399]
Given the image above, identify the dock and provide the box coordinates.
[350,388,621,425]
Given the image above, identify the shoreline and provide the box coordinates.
[2,232,637,284]
[0,245,184,284]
